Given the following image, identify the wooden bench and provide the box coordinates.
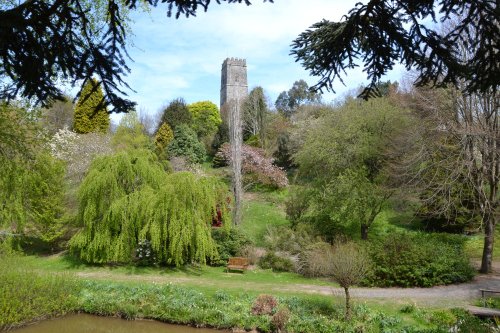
[226,257,249,273]
[480,289,500,307]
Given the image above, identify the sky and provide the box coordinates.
[111,0,406,122]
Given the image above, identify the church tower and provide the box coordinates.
[220,58,248,110]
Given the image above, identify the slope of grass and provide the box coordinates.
[464,226,500,260]
[240,195,290,247]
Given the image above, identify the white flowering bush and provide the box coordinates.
[214,143,288,188]
[49,128,113,184]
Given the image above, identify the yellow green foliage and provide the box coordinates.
[73,78,110,133]
[112,111,151,151]
[188,101,221,138]
[69,150,231,265]
[154,122,174,153]
[0,154,66,244]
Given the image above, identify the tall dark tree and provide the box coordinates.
[158,98,192,131]
[0,0,272,112]
[275,80,321,118]
[242,86,267,144]
[291,1,499,99]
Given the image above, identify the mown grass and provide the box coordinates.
[20,254,332,289]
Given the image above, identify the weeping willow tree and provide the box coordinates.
[70,150,231,265]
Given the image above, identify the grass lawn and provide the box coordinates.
[20,254,333,290]
[464,225,500,260]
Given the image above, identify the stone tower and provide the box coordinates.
[220,58,248,110]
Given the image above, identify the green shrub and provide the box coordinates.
[258,252,295,272]
[451,308,495,333]
[211,227,252,265]
[154,122,174,155]
[264,224,317,255]
[364,232,475,287]
[168,124,206,164]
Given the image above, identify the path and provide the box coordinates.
[75,265,500,308]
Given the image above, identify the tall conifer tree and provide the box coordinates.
[73,79,110,134]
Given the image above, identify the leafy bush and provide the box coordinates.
[238,244,260,265]
[364,232,475,287]
[451,308,494,333]
[251,294,278,315]
[211,227,253,265]
[135,239,157,266]
[154,122,174,153]
[258,252,295,272]
[264,224,317,255]
[167,124,206,164]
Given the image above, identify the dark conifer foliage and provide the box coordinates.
[0,0,272,113]
[291,1,499,99]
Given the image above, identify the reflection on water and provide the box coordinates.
[12,314,227,333]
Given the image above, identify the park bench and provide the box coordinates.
[480,289,500,307]
[226,257,249,273]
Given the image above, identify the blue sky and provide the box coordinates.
[112,0,405,121]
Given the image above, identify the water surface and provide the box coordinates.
[12,314,227,333]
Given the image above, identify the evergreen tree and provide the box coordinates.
[168,124,206,164]
[154,122,174,154]
[159,98,192,131]
[291,1,498,98]
[73,79,110,134]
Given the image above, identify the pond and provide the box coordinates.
[11,314,228,333]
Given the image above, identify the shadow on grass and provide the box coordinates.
[55,254,208,277]
[120,264,205,276]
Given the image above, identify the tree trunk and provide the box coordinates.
[344,287,351,320]
[229,99,243,225]
[480,213,496,273]
[361,224,369,240]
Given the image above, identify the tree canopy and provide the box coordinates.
[69,150,231,265]
[275,80,321,118]
[0,0,272,112]
[159,98,192,130]
[291,1,499,99]
[188,100,221,138]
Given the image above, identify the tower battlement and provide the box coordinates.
[220,57,248,110]
[222,58,247,67]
